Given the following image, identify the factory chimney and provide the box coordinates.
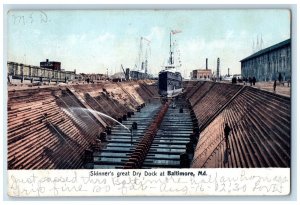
[206,58,208,70]
[217,58,220,79]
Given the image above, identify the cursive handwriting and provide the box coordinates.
[8,169,290,196]
[11,11,49,25]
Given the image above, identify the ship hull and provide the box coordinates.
[130,70,149,80]
[158,70,183,97]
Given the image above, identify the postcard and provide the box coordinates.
[6,9,291,196]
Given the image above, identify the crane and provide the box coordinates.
[121,64,130,81]
[136,37,151,74]
[142,36,151,45]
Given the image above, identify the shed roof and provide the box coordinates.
[240,39,291,62]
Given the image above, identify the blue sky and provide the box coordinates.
[7,10,290,78]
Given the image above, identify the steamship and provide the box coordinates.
[158,31,183,97]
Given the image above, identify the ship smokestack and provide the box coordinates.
[206,58,208,70]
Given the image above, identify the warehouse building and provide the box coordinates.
[40,59,61,71]
[240,39,291,81]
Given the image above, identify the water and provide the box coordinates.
[70,107,131,133]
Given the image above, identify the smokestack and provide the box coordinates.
[217,58,220,79]
[46,59,49,62]
[206,58,208,70]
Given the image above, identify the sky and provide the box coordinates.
[7,9,291,78]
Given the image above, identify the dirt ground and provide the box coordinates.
[9,79,291,98]
[222,80,291,97]
[241,81,291,97]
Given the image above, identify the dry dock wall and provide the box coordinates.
[183,81,290,168]
[7,81,158,169]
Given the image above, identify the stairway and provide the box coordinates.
[92,100,161,168]
[142,97,193,168]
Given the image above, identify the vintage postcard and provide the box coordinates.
[6,9,291,197]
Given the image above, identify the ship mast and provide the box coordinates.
[164,30,181,70]
[169,32,173,66]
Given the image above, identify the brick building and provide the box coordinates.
[192,69,212,80]
[191,58,212,80]
[40,59,61,71]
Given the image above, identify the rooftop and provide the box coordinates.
[240,38,291,62]
[193,69,212,71]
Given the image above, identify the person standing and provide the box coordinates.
[252,76,256,86]
[279,73,282,83]
[224,123,231,153]
[273,80,277,92]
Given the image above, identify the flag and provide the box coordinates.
[171,30,182,35]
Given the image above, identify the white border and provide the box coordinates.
[1,1,298,204]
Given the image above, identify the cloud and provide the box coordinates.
[225,30,235,39]
[7,10,290,77]
[178,30,253,77]
[94,32,115,43]
[146,26,165,41]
